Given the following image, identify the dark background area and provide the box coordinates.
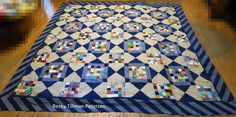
[207,0,236,28]
[226,0,236,27]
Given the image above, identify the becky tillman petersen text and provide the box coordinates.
[52,104,106,109]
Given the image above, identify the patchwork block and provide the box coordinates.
[111,32,124,40]
[141,16,153,23]
[159,7,176,15]
[168,17,181,26]
[166,66,193,85]
[109,53,124,63]
[70,53,87,63]
[85,15,97,22]
[89,40,109,53]
[197,85,221,101]
[64,4,79,12]
[151,11,168,19]
[159,42,180,56]
[112,15,125,22]
[125,63,152,83]
[184,56,201,67]
[60,82,80,97]
[47,32,62,40]
[77,32,91,40]
[125,9,140,17]
[94,22,112,32]
[153,83,175,99]
[107,82,126,97]
[140,5,152,12]
[128,66,147,80]
[154,24,172,36]
[88,5,100,10]
[14,80,35,96]
[114,4,126,9]
[124,23,142,32]
[98,9,114,17]
[59,15,70,22]
[82,64,108,82]
[168,67,188,82]
[64,22,83,32]
[32,52,50,63]
[174,33,189,43]
[125,64,151,82]
[54,40,76,52]
[71,9,87,17]
[40,63,67,81]
[142,32,158,40]
[44,65,64,78]
[126,40,145,53]
[147,53,164,64]
[86,65,104,79]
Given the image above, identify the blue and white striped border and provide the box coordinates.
[174,5,235,102]
[0,1,236,115]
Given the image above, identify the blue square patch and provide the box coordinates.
[165,66,193,85]
[158,42,180,56]
[125,63,151,82]
[94,22,112,32]
[98,9,114,17]
[53,40,76,52]
[124,40,145,53]
[125,9,141,17]
[63,22,83,32]
[151,11,168,20]
[89,40,110,53]
[71,9,88,17]
[124,23,142,32]
[39,63,68,81]
[82,63,108,82]
[154,24,173,36]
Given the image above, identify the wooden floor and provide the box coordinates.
[0,0,236,116]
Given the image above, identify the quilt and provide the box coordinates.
[0,1,236,115]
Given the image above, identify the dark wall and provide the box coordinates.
[207,0,236,28]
